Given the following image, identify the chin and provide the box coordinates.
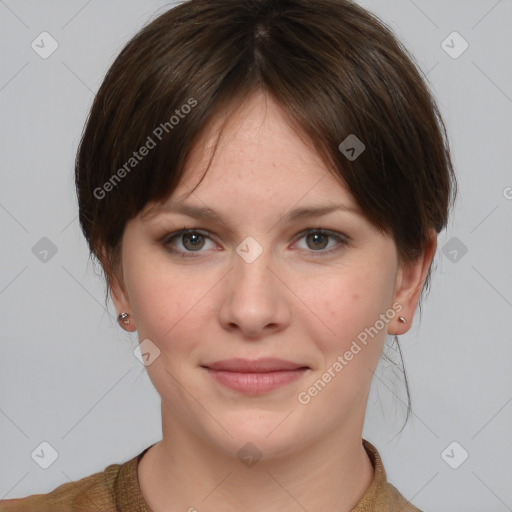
[202,411,310,461]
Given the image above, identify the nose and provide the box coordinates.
[216,244,291,339]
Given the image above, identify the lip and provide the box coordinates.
[202,357,308,372]
[201,358,310,394]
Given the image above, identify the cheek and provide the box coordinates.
[297,265,394,363]
[125,256,216,348]
[295,280,390,412]
[123,253,178,330]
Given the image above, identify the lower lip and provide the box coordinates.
[203,368,309,394]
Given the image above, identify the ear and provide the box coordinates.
[389,229,437,335]
[100,246,136,331]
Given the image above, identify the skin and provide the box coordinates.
[107,91,436,512]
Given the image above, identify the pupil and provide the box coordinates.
[309,232,327,250]
[184,233,204,250]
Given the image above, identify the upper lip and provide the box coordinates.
[202,358,309,372]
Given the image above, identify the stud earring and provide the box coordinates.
[398,316,406,324]
[118,312,131,325]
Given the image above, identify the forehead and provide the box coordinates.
[166,92,355,208]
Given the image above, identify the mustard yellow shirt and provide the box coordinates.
[0,439,422,511]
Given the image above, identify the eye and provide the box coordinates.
[163,228,216,257]
[293,228,348,255]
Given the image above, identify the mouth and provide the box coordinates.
[201,358,310,394]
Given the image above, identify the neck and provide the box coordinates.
[138,402,374,512]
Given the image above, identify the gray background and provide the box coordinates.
[1,0,511,510]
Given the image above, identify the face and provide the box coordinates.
[110,91,432,460]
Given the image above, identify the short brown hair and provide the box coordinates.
[75,0,457,426]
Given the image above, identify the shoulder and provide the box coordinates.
[0,461,123,512]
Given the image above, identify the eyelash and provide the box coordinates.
[162,227,348,258]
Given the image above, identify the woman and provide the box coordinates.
[0,0,456,510]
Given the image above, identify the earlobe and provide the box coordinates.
[390,230,437,335]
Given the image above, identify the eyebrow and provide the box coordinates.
[147,201,361,223]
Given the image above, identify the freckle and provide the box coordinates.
[352,294,359,301]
